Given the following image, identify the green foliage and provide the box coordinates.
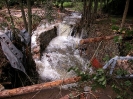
[125,29,133,37]
[68,67,90,81]
[111,78,133,99]
[0,22,8,30]
[103,55,110,63]
[124,80,132,87]
[63,2,72,8]
[111,84,120,93]
[91,69,107,90]
[68,64,133,99]
[115,69,128,76]
[124,42,133,53]
[44,1,55,22]
[111,17,133,55]
[0,1,3,9]
[111,18,117,24]
[114,35,122,43]
[111,25,119,31]
[32,14,42,25]
[109,21,133,98]
[68,67,107,89]
[71,2,83,12]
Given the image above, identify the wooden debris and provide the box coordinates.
[0,76,81,98]
[80,35,117,45]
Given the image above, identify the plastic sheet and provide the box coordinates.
[0,31,26,74]
[103,56,133,78]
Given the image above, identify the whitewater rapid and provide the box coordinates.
[36,35,90,80]
[32,12,91,88]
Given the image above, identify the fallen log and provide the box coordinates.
[0,76,81,98]
[80,35,118,45]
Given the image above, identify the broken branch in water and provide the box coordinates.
[0,76,81,98]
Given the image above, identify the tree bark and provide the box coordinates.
[0,76,81,98]
[100,0,103,13]
[120,0,130,29]
[24,0,38,85]
[94,0,99,13]
[87,0,92,26]
[27,0,32,66]
[60,1,64,11]
[5,0,15,30]
[82,0,87,22]
[19,0,28,31]
[27,0,32,37]
[107,0,109,5]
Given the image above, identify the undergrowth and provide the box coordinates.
[68,20,133,99]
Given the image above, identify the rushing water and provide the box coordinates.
[32,12,91,88]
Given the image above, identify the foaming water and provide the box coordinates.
[34,13,91,88]
[36,36,90,82]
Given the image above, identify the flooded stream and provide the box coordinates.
[32,12,91,88]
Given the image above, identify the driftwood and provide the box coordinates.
[80,35,118,45]
[0,76,81,98]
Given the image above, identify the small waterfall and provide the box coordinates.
[34,12,91,88]
[57,23,73,36]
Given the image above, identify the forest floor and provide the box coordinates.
[0,6,133,99]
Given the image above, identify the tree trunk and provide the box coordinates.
[60,1,64,11]
[107,0,109,5]
[27,0,32,37]
[100,0,103,13]
[27,0,32,64]
[5,0,15,30]
[94,0,99,13]
[19,0,28,31]
[120,0,130,29]
[18,0,28,31]
[86,0,92,27]
[82,0,87,22]
[26,0,38,85]
[0,76,81,98]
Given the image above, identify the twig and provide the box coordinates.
[18,72,24,87]
[107,95,112,99]
[31,90,41,99]
[90,41,103,61]
[87,91,98,99]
